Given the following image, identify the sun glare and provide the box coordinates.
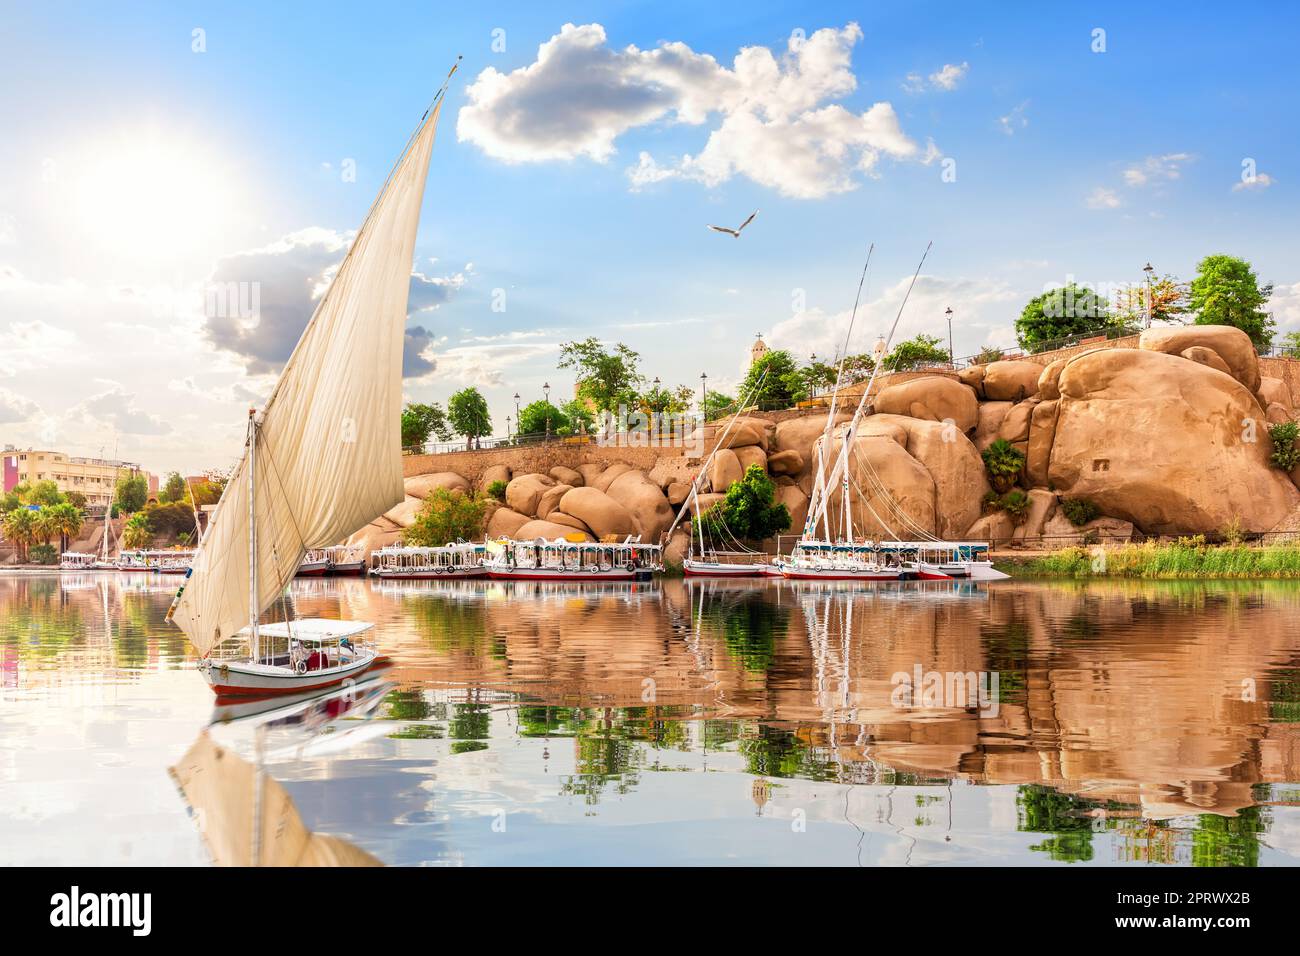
[71,129,244,264]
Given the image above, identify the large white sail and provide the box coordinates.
[172,99,444,655]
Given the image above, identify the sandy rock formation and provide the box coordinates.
[1012,489,1057,542]
[559,486,639,540]
[577,462,606,486]
[996,398,1038,445]
[1025,401,1059,487]
[858,414,991,538]
[974,401,1013,452]
[478,464,511,491]
[709,448,743,492]
[965,511,1015,543]
[775,482,810,535]
[735,445,767,475]
[547,512,593,534]
[980,361,1043,402]
[592,463,634,493]
[1258,376,1293,413]
[486,507,530,539]
[549,465,584,487]
[1139,324,1261,393]
[772,413,850,492]
[1037,358,1068,401]
[1048,348,1298,532]
[346,517,402,554]
[1180,345,1233,378]
[605,469,674,541]
[384,495,424,528]
[872,376,978,433]
[767,449,804,476]
[1042,512,1135,545]
[666,482,691,505]
[1266,402,1291,425]
[535,484,573,520]
[514,519,593,542]
[819,425,937,538]
[405,472,470,498]
[504,473,554,516]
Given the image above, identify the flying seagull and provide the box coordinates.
[706,209,759,238]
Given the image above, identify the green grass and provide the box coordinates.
[1011,540,1300,579]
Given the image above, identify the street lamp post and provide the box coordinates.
[1143,262,1154,329]
[944,306,954,366]
[699,372,708,416]
[513,392,520,428]
[542,382,551,439]
[506,415,512,438]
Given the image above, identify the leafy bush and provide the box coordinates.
[1000,490,1030,521]
[981,439,1026,492]
[122,512,154,549]
[1059,498,1100,527]
[29,543,58,565]
[406,489,490,547]
[697,464,791,541]
[982,490,1003,513]
[1268,421,1300,471]
[486,480,508,501]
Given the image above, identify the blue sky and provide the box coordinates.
[0,1,1295,474]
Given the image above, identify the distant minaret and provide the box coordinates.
[750,333,769,367]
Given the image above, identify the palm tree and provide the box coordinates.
[1,508,38,562]
[47,502,84,554]
[122,512,153,550]
[33,506,60,548]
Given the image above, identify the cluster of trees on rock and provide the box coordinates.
[1015,254,1276,353]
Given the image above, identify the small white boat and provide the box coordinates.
[324,544,367,576]
[60,551,101,571]
[369,542,486,579]
[197,620,380,697]
[485,538,661,581]
[296,548,330,577]
[682,556,773,577]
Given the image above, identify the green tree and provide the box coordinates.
[46,502,84,553]
[33,506,60,546]
[558,338,643,412]
[517,400,568,437]
[1015,283,1113,353]
[447,387,493,450]
[1,507,38,561]
[1268,421,1300,471]
[122,512,153,549]
[159,471,186,504]
[1279,331,1300,358]
[1189,254,1275,350]
[1,490,21,513]
[884,334,951,370]
[639,383,693,416]
[404,489,490,546]
[697,464,791,541]
[114,473,149,513]
[65,490,87,510]
[559,398,596,437]
[800,356,840,394]
[982,439,1026,493]
[25,479,65,507]
[740,349,806,409]
[701,390,735,421]
[401,400,452,450]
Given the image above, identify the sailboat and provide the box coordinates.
[167,60,459,696]
[778,243,1008,583]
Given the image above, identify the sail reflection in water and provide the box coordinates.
[3,571,1300,865]
[170,678,394,866]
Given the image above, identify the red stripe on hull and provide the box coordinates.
[780,572,903,581]
[296,567,328,576]
[486,571,637,581]
[207,662,380,697]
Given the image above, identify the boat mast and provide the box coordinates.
[247,409,259,663]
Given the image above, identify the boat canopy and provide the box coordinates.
[234,619,375,643]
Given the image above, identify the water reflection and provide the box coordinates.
[2,571,1299,866]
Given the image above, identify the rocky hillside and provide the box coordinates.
[347,324,1300,556]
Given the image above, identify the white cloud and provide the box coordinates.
[901,72,926,93]
[0,213,15,245]
[0,386,39,424]
[1270,281,1300,329]
[1085,187,1122,210]
[998,101,1029,135]
[66,382,172,436]
[1122,152,1193,187]
[0,318,79,377]
[459,22,930,199]
[412,339,562,388]
[767,273,1022,361]
[1233,172,1275,192]
[928,62,969,91]
[200,228,470,377]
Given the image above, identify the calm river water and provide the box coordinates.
[2,571,1298,866]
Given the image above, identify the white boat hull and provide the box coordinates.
[199,649,379,697]
[486,566,649,581]
[683,559,771,578]
[370,566,486,579]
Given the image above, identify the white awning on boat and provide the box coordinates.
[234,618,374,643]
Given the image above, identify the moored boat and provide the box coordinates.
[166,59,459,697]
[682,555,773,577]
[484,538,661,581]
[296,548,330,576]
[324,544,367,576]
[369,542,486,579]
